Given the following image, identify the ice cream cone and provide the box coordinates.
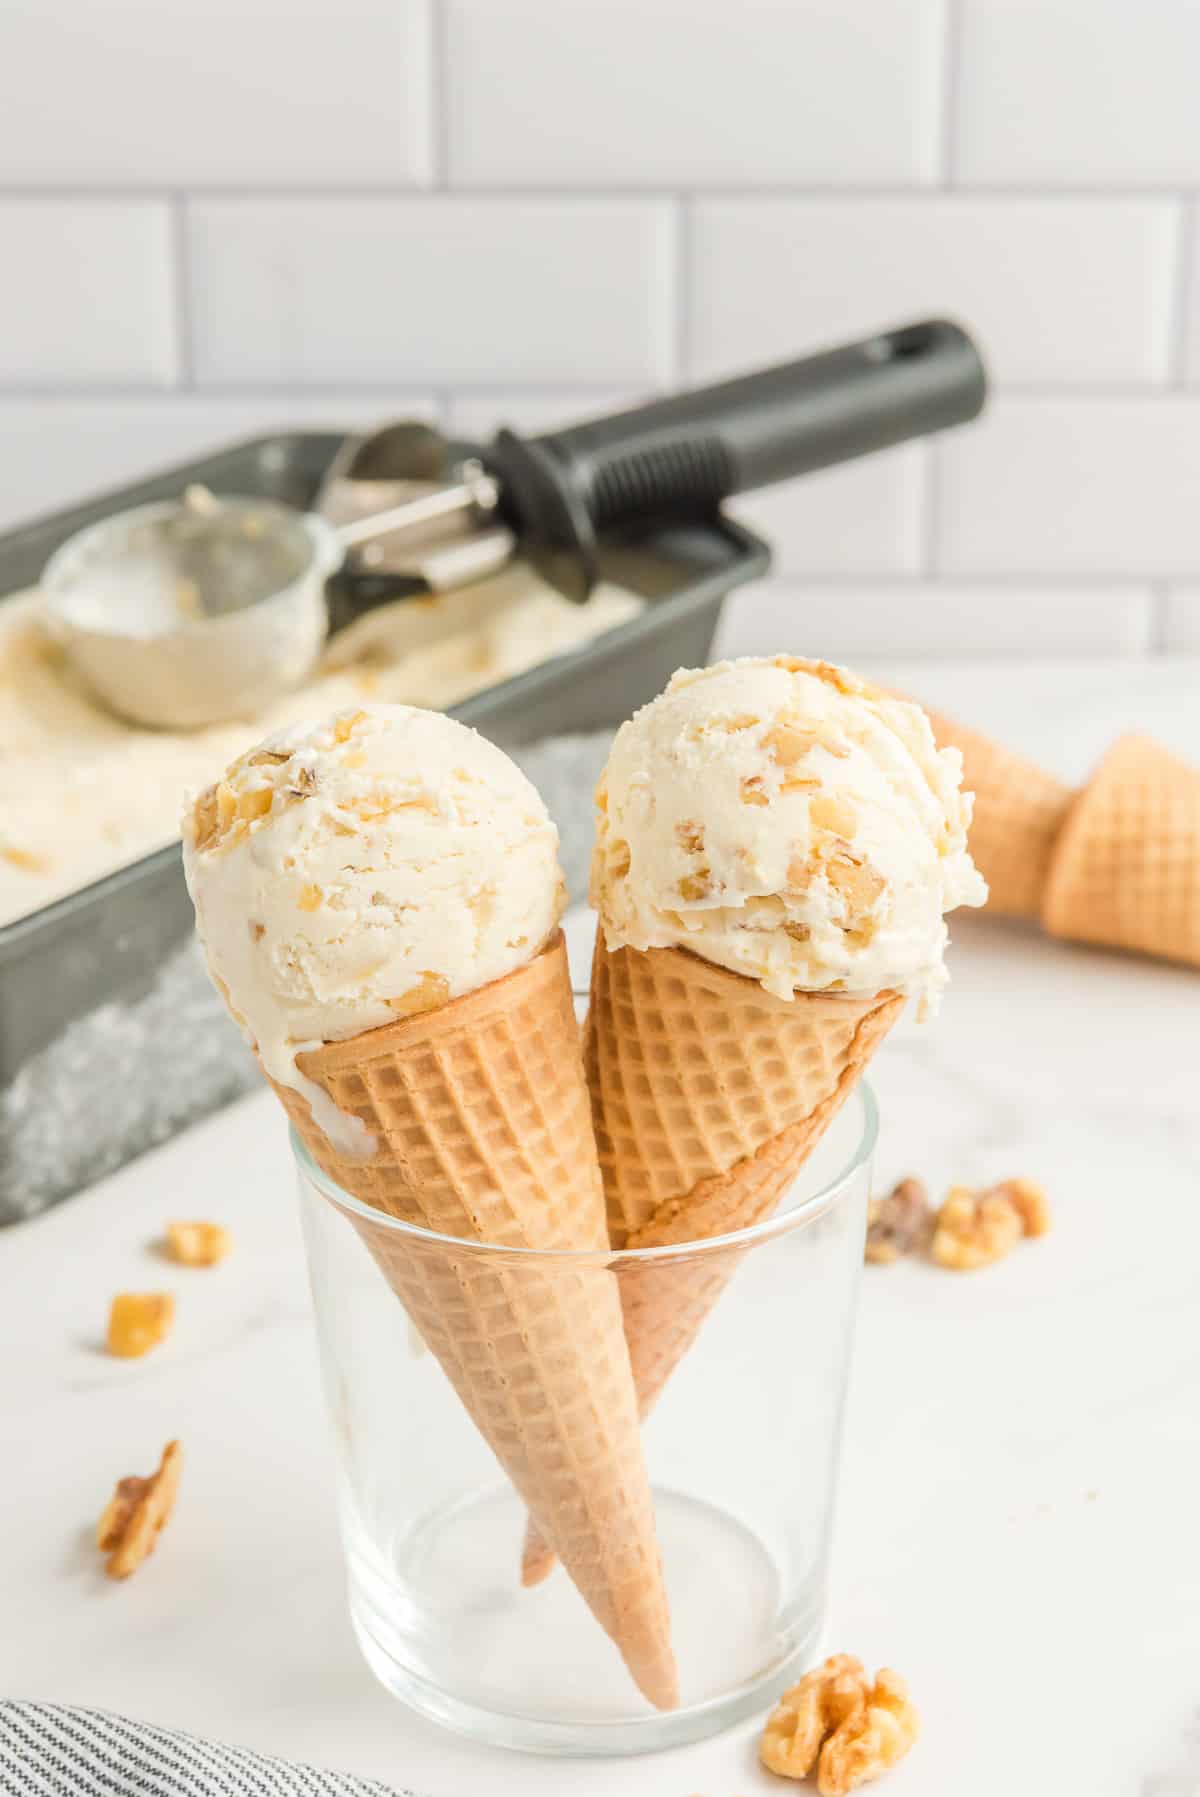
[522,936,902,1587]
[1042,734,1200,968]
[273,933,678,1711]
[920,706,1072,919]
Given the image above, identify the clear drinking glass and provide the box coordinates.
[293,1083,877,1756]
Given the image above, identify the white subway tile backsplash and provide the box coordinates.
[1,0,432,186]
[0,202,176,388]
[187,199,673,386]
[717,578,1153,660]
[1,0,1198,662]
[0,396,435,533]
[958,0,1200,185]
[1161,590,1200,653]
[730,448,926,577]
[938,399,1200,576]
[689,198,1178,385]
[445,0,943,187]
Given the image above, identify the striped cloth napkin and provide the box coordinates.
[0,1703,418,1796]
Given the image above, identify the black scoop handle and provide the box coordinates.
[488,318,986,600]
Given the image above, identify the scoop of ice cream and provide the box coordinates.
[592,656,986,1008]
[183,704,566,1149]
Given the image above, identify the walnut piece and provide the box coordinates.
[107,1293,174,1358]
[865,1178,932,1264]
[386,971,450,1017]
[931,1178,1051,1270]
[810,794,858,838]
[816,1668,920,1796]
[678,868,712,901]
[676,821,705,854]
[96,1441,182,1580]
[761,1655,866,1780]
[993,1176,1051,1237]
[826,853,886,919]
[741,775,770,807]
[761,1656,919,1795]
[166,1221,232,1267]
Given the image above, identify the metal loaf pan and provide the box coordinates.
[0,431,769,1217]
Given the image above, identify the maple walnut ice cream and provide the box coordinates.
[592,656,986,1010]
[183,704,565,1148]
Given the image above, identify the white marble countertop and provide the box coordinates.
[3,658,1199,1797]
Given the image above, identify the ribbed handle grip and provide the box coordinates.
[487,319,986,599]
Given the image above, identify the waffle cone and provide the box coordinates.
[521,938,902,1587]
[921,705,1072,918]
[273,933,677,1710]
[1042,734,1200,968]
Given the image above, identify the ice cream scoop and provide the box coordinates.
[182,702,565,1151]
[592,656,986,1010]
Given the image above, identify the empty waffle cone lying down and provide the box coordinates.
[273,932,678,1711]
[922,706,1200,969]
[522,937,903,1587]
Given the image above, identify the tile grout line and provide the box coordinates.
[427,0,450,189]
[7,181,1200,201]
[1165,195,1194,386]
[936,0,963,189]
[672,194,691,386]
[168,193,194,390]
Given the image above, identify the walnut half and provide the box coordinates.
[96,1441,182,1580]
[761,1655,919,1795]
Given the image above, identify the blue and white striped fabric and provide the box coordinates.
[0,1703,417,1797]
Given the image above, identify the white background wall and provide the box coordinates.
[4,0,1200,660]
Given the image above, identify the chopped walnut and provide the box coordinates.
[249,920,266,942]
[931,1186,1023,1270]
[96,1441,182,1580]
[386,971,450,1017]
[332,709,369,743]
[287,765,318,797]
[676,821,705,855]
[189,780,272,853]
[761,1656,919,1795]
[786,852,815,892]
[678,869,712,901]
[764,722,816,767]
[811,794,858,838]
[608,839,632,878]
[107,1293,175,1358]
[865,1178,932,1264]
[993,1177,1051,1237]
[297,883,323,912]
[246,749,290,768]
[826,854,886,920]
[166,1221,232,1267]
[741,775,770,807]
[930,1178,1051,1269]
[1,841,49,873]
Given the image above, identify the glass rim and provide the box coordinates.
[290,1079,877,1267]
